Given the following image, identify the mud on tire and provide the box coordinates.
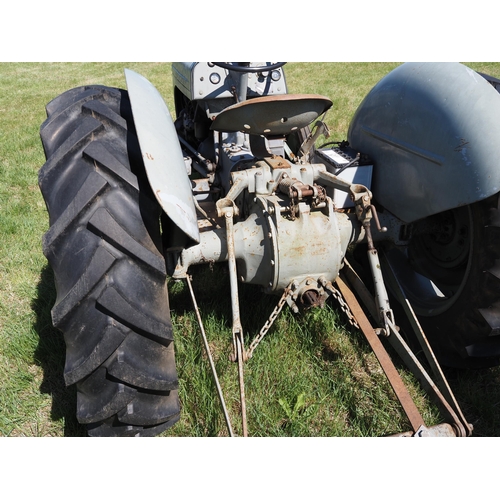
[39,85,180,436]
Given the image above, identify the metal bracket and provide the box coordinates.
[299,120,330,158]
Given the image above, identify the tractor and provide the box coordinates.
[38,62,500,436]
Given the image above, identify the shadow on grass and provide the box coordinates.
[168,263,281,341]
[172,263,500,436]
[32,264,86,436]
[386,296,500,436]
[31,261,500,437]
[347,250,500,436]
[442,366,500,437]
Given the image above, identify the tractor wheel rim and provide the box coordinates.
[400,205,473,317]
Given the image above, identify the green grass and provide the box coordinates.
[2,62,500,437]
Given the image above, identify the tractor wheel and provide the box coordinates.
[39,85,180,436]
[392,194,500,369]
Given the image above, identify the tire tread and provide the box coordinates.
[39,85,180,436]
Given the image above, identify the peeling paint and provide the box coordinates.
[460,147,472,167]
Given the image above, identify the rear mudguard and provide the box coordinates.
[125,69,200,246]
[348,62,500,223]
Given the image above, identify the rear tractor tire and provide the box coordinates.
[39,85,180,436]
[396,194,500,369]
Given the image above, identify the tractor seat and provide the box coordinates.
[210,94,332,137]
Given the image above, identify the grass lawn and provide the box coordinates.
[2,62,500,437]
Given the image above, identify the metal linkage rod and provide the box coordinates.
[336,275,426,433]
[379,249,472,436]
[340,260,472,436]
[221,206,248,437]
[186,275,235,437]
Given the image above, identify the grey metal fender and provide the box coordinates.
[125,69,200,245]
[348,62,500,223]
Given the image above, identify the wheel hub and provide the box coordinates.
[412,208,470,269]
